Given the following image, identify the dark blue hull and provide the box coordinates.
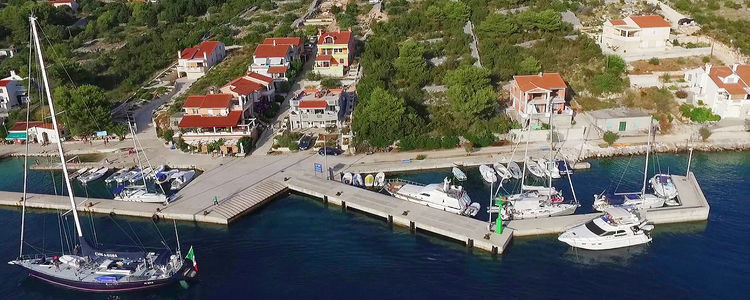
[21,261,194,293]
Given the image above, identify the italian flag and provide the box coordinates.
[186,246,198,272]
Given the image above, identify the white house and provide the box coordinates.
[0,73,26,118]
[288,89,347,129]
[6,121,63,144]
[601,15,671,55]
[685,63,750,119]
[249,42,294,81]
[177,41,226,79]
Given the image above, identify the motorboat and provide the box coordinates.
[537,157,561,179]
[558,207,654,250]
[130,167,149,183]
[105,168,129,184]
[493,163,512,180]
[593,192,665,212]
[170,170,196,191]
[479,165,497,183]
[507,161,522,179]
[364,174,375,187]
[373,172,385,188]
[525,160,545,178]
[650,174,677,200]
[78,167,109,184]
[118,168,141,184]
[452,167,467,181]
[385,177,480,216]
[490,185,577,220]
[113,185,170,204]
[155,169,179,185]
[352,173,364,187]
[71,167,89,180]
[341,172,353,185]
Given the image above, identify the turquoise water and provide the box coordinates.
[0,152,748,298]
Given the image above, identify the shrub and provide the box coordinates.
[289,141,299,151]
[441,135,460,149]
[677,57,686,64]
[305,72,322,81]
[648,57,660,65]
[702,56,711,63]
[699,126,711,141]
[177,137,188,152]
[463,141,474,153]
[662,73,671,82]
[680,104,721,123]
[237,136,253,153]
[675,90,688,99]
[415,154,427,160]
[321,78,341,89]
[603,131,619,146]
[161,128,174,142]
[592,72,625,95]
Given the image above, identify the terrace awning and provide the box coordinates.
[5,132,27,140]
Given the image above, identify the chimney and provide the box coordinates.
[705,63,712,74]
[732,63,739,73]
[177,50,181,59]
[10,70,16,78]
[203,51,207,61]
[318,28,323,37]
[538,72,543,77]
[348,26,352,32]
[273,40,277,46]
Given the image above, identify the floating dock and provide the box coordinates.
[0,172,709,255]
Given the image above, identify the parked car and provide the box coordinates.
[298,135,314,150]
[318,147,342,156]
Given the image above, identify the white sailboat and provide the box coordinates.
[385,177,480,216]
[70,167,89,180]
[479,164,497,183]
[558,207,654,250]
[650,173,678,200]
[105,168,130,184]
[113,122,171,203]
[593,119,665,212]
[155,169,179,185]
[77,166,109,184]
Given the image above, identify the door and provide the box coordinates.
[619,121,627,131]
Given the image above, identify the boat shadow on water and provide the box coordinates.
[563,244,650,267]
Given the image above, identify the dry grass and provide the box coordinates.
[629,56,722,74]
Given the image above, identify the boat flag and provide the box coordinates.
[186,246,198,271]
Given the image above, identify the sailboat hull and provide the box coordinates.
[16,260,194,293]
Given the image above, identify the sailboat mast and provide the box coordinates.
[641,118,652,195]
[547,99,554,194]
[128,121,149,187]
[521,127,529,188]
[30,16,83,237]
[19,22,35,258]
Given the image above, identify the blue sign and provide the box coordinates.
[314,163,323,173]
[96,131,108,137]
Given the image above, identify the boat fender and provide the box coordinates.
[109,211,116,217]
[152,214,160,221]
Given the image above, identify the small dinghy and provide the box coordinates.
[342,172,353,185]
[374,172,386,188]
[352,173,364,187]
[650,174,678,200]
[493,163,512,179]
[452,167,467,181]
[526,160,545,178]
[364,174,375,187]
[507,161,522,179]
[479,165,497,183]
[78,167,109,184]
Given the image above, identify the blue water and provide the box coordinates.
[0,152,748,299]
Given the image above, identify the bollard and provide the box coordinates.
[409,221,415,233]
[342,201,347,212]
[467,239,473,249]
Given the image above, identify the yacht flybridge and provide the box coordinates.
[558,207,654,250]
[385,177,481,217]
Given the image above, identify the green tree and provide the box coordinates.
[352,88,408,147]
[54,85,114,137]
[603,131,619,146]
[394,40,429,87]
[606,55,626,74]
[519,56,541,74]
[443,65,497,130]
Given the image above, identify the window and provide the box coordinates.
[619,121,627,131]
[585,221,606,236]
[339,59,344,63]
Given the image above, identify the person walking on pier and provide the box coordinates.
[213,196,219,206]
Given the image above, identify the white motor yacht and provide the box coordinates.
[385,177,480,217]
[155,169,179,185]
[650,174,678,200]
[113,185,170,204]
[491,186,578,220]
[558,207,654,250]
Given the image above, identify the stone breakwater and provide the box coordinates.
[577,139,750,160]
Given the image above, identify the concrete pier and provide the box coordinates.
[0,171,710,255]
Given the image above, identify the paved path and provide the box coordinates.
[463,20,482,67]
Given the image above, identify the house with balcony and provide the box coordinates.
[219,72,276,117]
[601,15,671,55]
[176,41,226,79]
[509,73,571,122]
[249,42,294,82]
[289,89,347,129]
[0,74,26,119]
[313,30,354,78]
[685,63,750,119]
[177,93,255,143]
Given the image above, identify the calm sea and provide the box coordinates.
[0,152,747,299]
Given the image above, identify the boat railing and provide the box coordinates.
[382,178,425,187]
